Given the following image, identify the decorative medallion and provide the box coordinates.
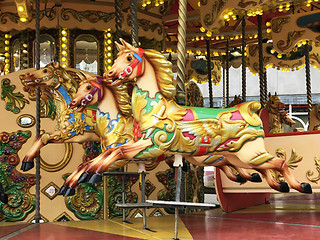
[270,148,302,182]
[139,180,156,197]
[306,157,320,183]
[41,182,59,200]
[1,78,29,114]
[53,212,73,222]
[16,114,35,128]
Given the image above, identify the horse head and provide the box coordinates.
[69,76,103,112]
[266,95,286,115]
[104,38,145,86]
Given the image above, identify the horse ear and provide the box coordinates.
[120,38,138,52]
[53,62,60,68]
[268,92,271,98]
[115,41,125,51]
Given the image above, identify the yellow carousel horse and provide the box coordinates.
[62,39,312,195]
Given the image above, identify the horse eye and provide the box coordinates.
[86,85,92,90]
[127,55,132,61]
[43,69,47,73]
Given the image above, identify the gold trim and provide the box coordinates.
[16,114,35,128]
[306,157,320,183]
[40,143,73,172]
[249,152,274,166]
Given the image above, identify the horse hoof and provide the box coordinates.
[301,182,312,194]
[251,173,262,182]
[88,173,102,183]
[279,182,289,192]
[236,174,247,183]
[78,172,90,183]
[63,188,75,197]
[58,186,67,195]
[0,193,8,204]
[21,162,34,171]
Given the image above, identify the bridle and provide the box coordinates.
[34,66,62,85]
[118,48,144,79]
[81,76,102,106]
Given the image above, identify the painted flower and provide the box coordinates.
[84,155,94,162]
[3,147,12,155]
[12,142,20,150]
[10,171,17,179]
[17,135,25,142]
[0,132,10,143]
[133,120,141,142]
[8,154,19,165]
[9,134,16,141]
[26,176,36,185]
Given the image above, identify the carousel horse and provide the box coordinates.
[61,39,312,194]
[61,76,264,196]
[20,62,100,171]
[262,94,295,134]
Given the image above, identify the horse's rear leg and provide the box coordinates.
[257,157,312,194]
[233,166,262,183]
[256,169,289,192]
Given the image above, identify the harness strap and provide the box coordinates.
[119,48,144,79]
[81,76,102,107]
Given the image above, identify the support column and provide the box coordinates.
[241,16,247,102]
[176,0,187,105]
[115,0,123,43]
[258,15,265,107]
[130,0,139,47]
[305,42,312,113]
[206,39,213,108]
[34,0,41,224]
[226,38,230,107]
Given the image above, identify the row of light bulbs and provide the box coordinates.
[3,34,11,74]
[104,29,113,72]
[141,0,165,8]
[60,28,69,68]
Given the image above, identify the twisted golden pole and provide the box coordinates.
[176,0,187,105]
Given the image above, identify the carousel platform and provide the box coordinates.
[1,194,320,240]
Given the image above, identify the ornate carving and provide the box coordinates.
[277,31,305,52]
[203,0,227,27]
[270,149,302,182]
[271,16,291,33]
[306,157,320,183]
[159,0,176,15]
[107,172,138,218]
[156,168,176,214]
[238,0,258,8]
[0,131,35,222]
[1,79,29,114]
[61,8,115,23]
[0,12,19,24]
[82,141,102,162]
[249,44,259,56]
[127,16,163,35]
[65,181,103,220]
[185,163,204,212]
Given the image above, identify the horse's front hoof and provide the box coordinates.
[63,188,75,197]
[88,173,102,183]
[251,173,262,182]
[279,182,289,192]
[0,193,8,204]
[78,172,90,183]
[21,161,34,171]
[236,174,247,183]
[301,182,312,194]
[58,186,68,195]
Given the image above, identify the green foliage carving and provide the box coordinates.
[1,78,29,114]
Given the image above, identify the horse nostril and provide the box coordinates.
[108,70,114,76]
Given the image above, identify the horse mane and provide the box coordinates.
[46,62,79,93]
[140,49,176,99]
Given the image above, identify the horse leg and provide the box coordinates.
[255,169,289,192]
[232,166,262,183]
[257,157,312,194]
[21,132,52,171]
[218,165,246,183]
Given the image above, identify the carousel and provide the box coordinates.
[1,0,320,239]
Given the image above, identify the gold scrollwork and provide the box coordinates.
[40,143,73,172]
[306,157,320,183]
[238,0,258,8]
[203,0,227,27]
[270,148,302,182]
[271,16,290,33]
[277,31,305,52]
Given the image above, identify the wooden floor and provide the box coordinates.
[1,194,320,240]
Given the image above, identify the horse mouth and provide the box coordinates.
[111,77,122,86]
